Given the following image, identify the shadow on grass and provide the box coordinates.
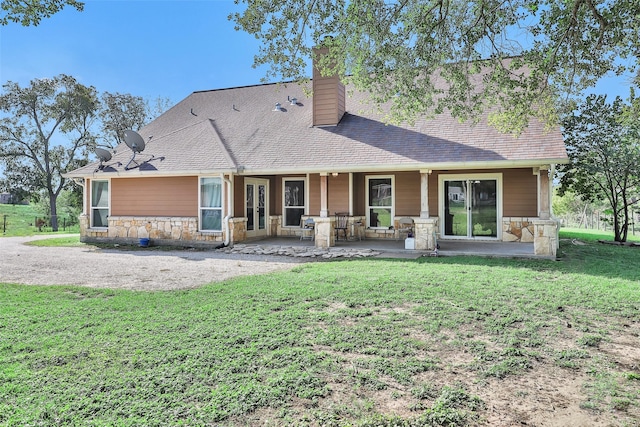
[373,239,640,283]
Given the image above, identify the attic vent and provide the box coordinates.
[273,102,282,111]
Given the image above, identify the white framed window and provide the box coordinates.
[366,175,394,228]
[283,178,306,227]
[90,180,109,228]
[438,172,503,239]
[200,177,223,231]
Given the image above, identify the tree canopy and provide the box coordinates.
[231,0,640,131]
[98,93,173,149]
[99,92,149,149]
[558,93,640,242]
[0,75,98,230]
[0,0,83,26]
[0,76,170,229]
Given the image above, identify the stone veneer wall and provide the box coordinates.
[79,214,107,239]
[229,217,247,243]
[79,215,224,245]
[274,215,367,240]
[502,217,536,243]
[503,216,559,257]
[413,218,438,250]
[534,219,560,257]
[364,227,396,240]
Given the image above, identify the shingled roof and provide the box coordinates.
[66,80,567,178]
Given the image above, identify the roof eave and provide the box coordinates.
[236,158,570,175]
[63,168,239,179]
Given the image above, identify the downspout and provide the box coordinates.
[549,164,556,218]
[221,173,233,246]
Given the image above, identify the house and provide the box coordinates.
[64,57,568,257]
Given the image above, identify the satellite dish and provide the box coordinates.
[123,130,145,153]
[94,147,113,172]
[95,147,112,162]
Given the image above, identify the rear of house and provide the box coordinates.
[66,61,567,257]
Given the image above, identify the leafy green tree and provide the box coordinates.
[231,0,640,131]
[0,156,40,201]
[0,0,83,26]
[99,92,148,148]
[0,75,98,231]
[559,94,640,242]
[99,93,172,148]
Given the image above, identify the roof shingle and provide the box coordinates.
[67,80,567,178]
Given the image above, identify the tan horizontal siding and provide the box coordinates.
[328,173,349,214]
[353,173,365,215]
[312,63,345,126]
[111,176,198,217]
[233,175,245,216]
[395,171,421,216]
[309,174,321,215]
[503,168,538,216]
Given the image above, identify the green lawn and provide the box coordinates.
[0,203,80,236]
[1,230,639,426]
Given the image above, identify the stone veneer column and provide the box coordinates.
[533,219,559,257]
[79,214,89,236]
[270,215,281,236]
[413,217,438,250]
[420,170,431,218]
[320,174,329,218]
[539,166,551,220]
[229,217,247,244]
[314,216,335,249]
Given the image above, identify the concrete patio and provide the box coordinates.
[240,236,539,259]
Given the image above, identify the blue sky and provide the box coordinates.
[0,0,281,105]
[0,0,635,107]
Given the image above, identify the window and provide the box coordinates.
[200,177,222,231]
[283,178,305,227]
[91,180,109,228]
[366,176,394,228]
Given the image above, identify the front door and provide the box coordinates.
[441,176,500,239]
[245,178,268,238]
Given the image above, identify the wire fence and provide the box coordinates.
[1,213,80,234]
[557,213,639,235]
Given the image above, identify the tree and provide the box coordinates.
[0,75,98,231]
[231,0,640,131]
[1,0,83,26]
[99,92,148,148]
[558,94,640,242]
[0,156,41,202]
[99,93,172,148]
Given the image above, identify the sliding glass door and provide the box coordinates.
[442,176,499,239]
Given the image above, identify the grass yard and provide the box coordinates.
[1,231,639,426]
[0,204,79,236]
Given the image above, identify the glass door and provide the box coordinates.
[245,179,268,238]
[443,178,498,238]
[444,180,468,237]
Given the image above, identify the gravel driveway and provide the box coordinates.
[0,235,308,291]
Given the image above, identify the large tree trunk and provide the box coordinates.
[49,192,59,232]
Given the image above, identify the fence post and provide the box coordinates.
[3,214,6,233]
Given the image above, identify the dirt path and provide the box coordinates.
[0,235,306,291]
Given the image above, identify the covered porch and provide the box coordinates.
[236,166,559,257]
[238,236,540,259]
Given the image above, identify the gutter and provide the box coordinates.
[234,158,571,176]
[221,173,232,246]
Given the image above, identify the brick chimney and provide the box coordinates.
[312,47,345,126]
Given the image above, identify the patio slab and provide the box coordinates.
[244,237,539,259]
